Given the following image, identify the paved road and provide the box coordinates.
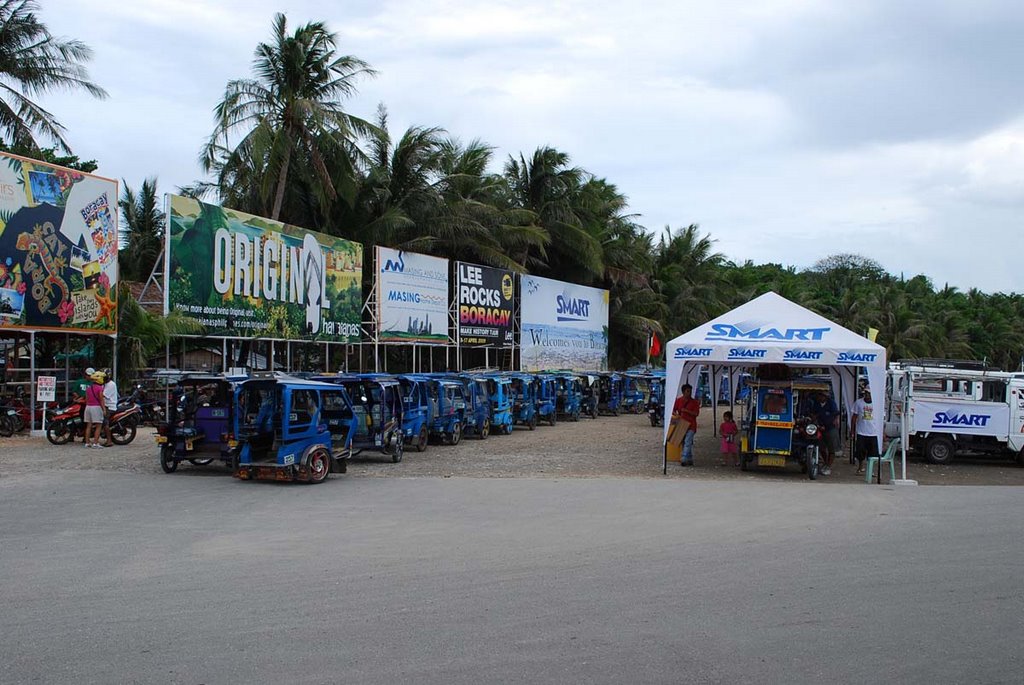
[1,472,1021,684]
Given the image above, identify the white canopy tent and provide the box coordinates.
[663,292,888,475]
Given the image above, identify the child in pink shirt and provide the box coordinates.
[720,411,739,466]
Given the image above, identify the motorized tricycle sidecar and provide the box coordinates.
[597,372,623,416]
[554,373,583,421]
[316,374,405,462]
[155,371,245,474]
[738,377,830,480]
[233,375,353,484]
[534,374,558,426]
[507,373,539,430]
[457,374,494,439]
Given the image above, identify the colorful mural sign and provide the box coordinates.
[0,153,118,333]
[519,275,609,372]
[376,246,449,344]
[456,261,513,347]
[166,195,363,341]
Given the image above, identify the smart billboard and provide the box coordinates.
[376,247,449,344]
[456,261,513,347]
[0,153,118,334]
[166,195,362,341]
[519,275,609,371]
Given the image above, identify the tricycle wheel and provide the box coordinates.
[528,414,537,431]
[635,402,646,415]
[478,419,489,440]
[160,446,178,474]
[549,411,557,427]
[391,437,404,463]
[612,407,620,416]
[308,447,331,483]
[415,426,429,452]
[572,409,580,422]
[188,458,214,466]
[504,422,513,435]
[449,422,462,446]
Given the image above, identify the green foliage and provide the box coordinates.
[119,177,164,281]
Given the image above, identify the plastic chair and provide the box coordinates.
[865,439,900,483]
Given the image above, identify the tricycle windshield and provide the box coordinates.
[238,382,282,437]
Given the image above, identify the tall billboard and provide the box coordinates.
[0,153,118,334]
[456,261,513,347]
[166,195,362,341]
[376,247,448,344]
[520,275,609,371]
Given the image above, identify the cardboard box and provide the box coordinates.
[666,417,693,448]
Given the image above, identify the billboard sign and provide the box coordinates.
[519,275,609,371]
[166,195,362,341]
[0,153,118,334]
[456,261,513,347]
[376,247,448,344]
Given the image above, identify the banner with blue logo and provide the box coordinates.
[376,246,449,344]
[911,400,1009,438]
[519,275,609,371]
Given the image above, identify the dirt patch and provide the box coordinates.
[1,415,1022,485]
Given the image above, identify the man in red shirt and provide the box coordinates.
[672,383,701,466]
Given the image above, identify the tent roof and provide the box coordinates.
[666,292,884,366]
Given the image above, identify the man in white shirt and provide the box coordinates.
[101,369,118,447]
[850,387,878,475]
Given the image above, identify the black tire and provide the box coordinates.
[504,422,513,435]
[187,458,214,466]
[808,446,819,480]
[1016,448,1024,467]
[478,419,490,440]
[308,447,331,483]
[572,409,580,422]
[549,411,557,427]
[612,406,620,416]
[160,446,178,474]
[528,414,537,431]
[925,436,955,465]
[0,415,12,437]
[47,419,73,445]
[449,421,462,446]
[649,414,658,427]
[415,426,429,452]
[391,435,404,463]
[110,421,137,445]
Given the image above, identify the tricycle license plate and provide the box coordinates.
[155,436,167,444]
[757,455,786,468]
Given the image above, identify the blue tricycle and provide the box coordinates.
[507,373,539,430]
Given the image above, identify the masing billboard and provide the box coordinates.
[166,195,362,341]
[519,275,609,371]
[456,261,513,347]
[376,247,449,344]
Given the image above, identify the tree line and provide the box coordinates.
[3,5,1022,372]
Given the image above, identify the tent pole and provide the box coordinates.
[29,331,36,432]
[64,333,70,402]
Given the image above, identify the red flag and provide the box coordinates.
[649,332,661,358]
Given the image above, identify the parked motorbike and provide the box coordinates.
[124,384,165,426]
[46,400,86,445]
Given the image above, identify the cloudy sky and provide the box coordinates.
[38,0,1024,293]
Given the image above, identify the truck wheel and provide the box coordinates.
[925,436,955,465]
[415,426,429,452]
[1016,448,1024,467]
[160,446,178,474]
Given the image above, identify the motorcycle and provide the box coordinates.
[124,385,165,426]
[46,400,86,445]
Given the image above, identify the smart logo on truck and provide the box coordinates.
[931,411,992,428]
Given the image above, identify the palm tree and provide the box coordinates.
[118,177,163,282]
[202,12,376,222]
[0,0,107,152]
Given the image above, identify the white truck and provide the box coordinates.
[886,360,1024,465]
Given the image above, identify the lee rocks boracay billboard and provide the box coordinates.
[166,195,362,341]
[519,275,609,371]
[376,246,449,344]
[0,153,118,334]
[456,261,513,347]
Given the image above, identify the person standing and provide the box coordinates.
[672,383,701,466]
[812,391,841,476]
[851,388,878,475]
[719,410,739,467]
[72,366,96,402]
[101,368,118,447]
[84,372,105,448]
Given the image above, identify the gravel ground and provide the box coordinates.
[2,413,1023,485]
